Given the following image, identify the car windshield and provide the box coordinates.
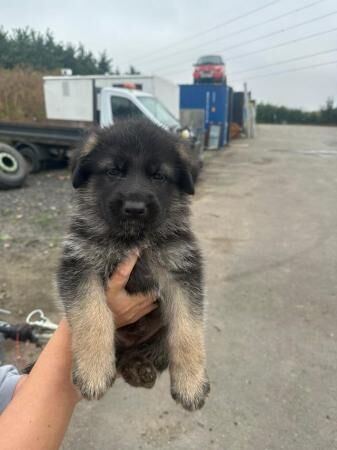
[197,55,223,65]
[137,96,180,129]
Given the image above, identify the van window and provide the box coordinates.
[137,96,179,129]
[110,96,144,121]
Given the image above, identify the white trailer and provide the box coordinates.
[43,75,179,121]
[44,77,94,122]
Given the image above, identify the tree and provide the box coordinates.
[0,27,115,75]
[97,51,112,74]
[62,43,77,71]
[125,65,140,75]
[257,101,337,126]
[320,97,335,125]
[74,44,98,75]
[0,28,10,68]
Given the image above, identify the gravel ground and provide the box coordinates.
[0,168,71,251]
[0,168,73,367]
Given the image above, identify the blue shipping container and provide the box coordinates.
[179,84,230,147]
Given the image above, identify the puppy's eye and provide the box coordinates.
[106,168,123,177]
[151,172,167,182]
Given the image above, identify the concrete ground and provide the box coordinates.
[57,124,336,449]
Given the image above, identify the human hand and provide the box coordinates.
[106,251,158,328]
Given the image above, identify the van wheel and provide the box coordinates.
[0,143,29,189]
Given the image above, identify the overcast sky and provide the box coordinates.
[2,0,337,110]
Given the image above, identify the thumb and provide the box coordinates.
[108,250,139,292]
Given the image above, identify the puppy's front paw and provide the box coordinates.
[171,370,210,411]
[72,360,116,400]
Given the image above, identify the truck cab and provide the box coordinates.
[99,87,181,131]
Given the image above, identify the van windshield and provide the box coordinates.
[196,55,223,65]
[137,96,180,129]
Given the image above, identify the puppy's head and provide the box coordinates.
[72,119,194,238]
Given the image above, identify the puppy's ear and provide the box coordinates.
[178,161,195,195]
[71,132,97,189]
[81,132,98,156]
[72,157,91,189]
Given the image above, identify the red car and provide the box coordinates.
[193,55,226,84]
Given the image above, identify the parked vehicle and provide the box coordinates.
[193,55,226,84]
[80,74,179,118]
[44,74,180,121]
[0,79,201,189]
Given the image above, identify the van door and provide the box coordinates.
[110,95,145,122]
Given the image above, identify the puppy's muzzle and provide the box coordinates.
[123,200,147,218]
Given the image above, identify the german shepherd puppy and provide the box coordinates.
[57,119,210,411]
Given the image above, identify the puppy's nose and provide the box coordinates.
[123,201,147,217]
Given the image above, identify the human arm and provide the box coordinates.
[0,252,156,450]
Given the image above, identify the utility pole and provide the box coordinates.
[243,82,250,138]
[243,82,255,138]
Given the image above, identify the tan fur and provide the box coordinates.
[81,133,98,156]
[69,275,116,399]
[167,284,207,408]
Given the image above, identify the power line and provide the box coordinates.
[219,10,337,54]
[162,26,337,77]
[227,26,337,62]
[151,9,337,74]
[140,0,327,67]
[231,59,337,82]
[119,0,281,65]
[228,48,337,76]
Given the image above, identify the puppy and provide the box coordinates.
[57,119,210,411]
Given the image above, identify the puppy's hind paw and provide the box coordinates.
[119,356,157,389]
[72,364,116,401]
[171,371,210,411]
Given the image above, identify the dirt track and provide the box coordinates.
[1,124,337,449]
